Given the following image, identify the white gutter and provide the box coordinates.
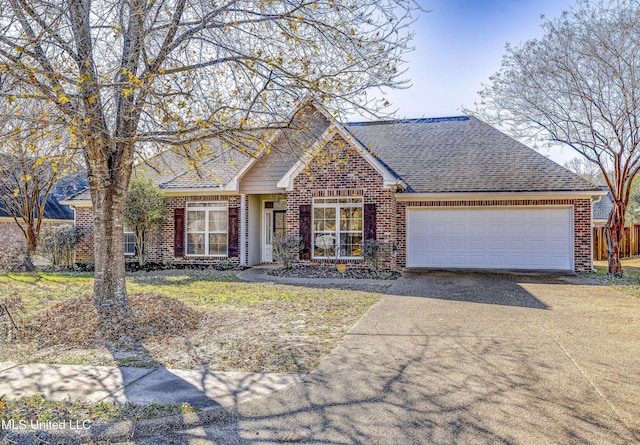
[394,190,607,201]
[161,188,237,196]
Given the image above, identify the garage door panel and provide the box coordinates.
[450,255,465,265]
[450,239,465,250]
[488,239,506,249]
[407,208,573,270]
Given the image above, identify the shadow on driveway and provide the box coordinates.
[387,271,595,309]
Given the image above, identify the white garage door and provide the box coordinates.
[406,208,573,270]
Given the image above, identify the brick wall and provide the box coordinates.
[74,207,94,264]
[155,195,241,265]
[74,196,242,266]
[0,220,71,255]
[287,134,397,269]
[396,199,593,273]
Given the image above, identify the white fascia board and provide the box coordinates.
[395,190,607,201]
[60,200,92,207]
[276,126,334,191]
[161,188,238,196]
[276,122,406,191]
[332,123,407,190]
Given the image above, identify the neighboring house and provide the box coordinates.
[63,104,604,272]
[592,186,613,226]
[0,171,88,255]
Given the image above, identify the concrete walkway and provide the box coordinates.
[0,363,300,409]
[0,362,300,444]
[143,271,640,444]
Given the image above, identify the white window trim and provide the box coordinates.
[124,225,135,256]
[185,201,229,257]
[312,197,364,259]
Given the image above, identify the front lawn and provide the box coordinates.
[0,269,381,373]
[589,257,640,298]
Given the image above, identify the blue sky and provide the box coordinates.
[383,0,579,164]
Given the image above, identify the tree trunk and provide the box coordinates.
[605,203,625,277]
[23,226,38,271]
[134,229,146,266]
[91,176,129,308]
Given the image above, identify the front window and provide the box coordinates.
[186,202,228,256]
[124,224,135,256]
[313,197,363,258]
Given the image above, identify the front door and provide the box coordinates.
[263,209,286,263]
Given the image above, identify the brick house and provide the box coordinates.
[0,172,87,256]
[63,104,604,273]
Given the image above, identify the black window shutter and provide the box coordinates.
[364,203,377,240]
[228,207,239,257]
[299,204,312,259]
[174,208,185,258]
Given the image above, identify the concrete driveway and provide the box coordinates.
[144,272,640,444]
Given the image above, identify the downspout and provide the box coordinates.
[240,194,247,266]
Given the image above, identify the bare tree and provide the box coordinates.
[0,0,418,306]
[563,157,604,186]
[0,133,73,270]
[474,0,640,276]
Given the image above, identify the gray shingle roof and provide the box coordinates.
[160,148,251,190]
[66,113,601,202]
[0,172,87,220]
[593,186,613,220]
[345,116,600,193]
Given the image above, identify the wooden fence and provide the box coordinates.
[593,225,640,261]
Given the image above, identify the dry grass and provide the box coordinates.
[0,270,381,373]
[589,257,640,298]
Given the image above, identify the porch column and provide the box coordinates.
[240,194,247,266]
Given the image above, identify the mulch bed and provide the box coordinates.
[268,266,400,280]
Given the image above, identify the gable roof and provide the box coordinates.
[65,110,603,204]
[345,116,600,194]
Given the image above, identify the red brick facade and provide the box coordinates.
[286,135,397,269]
[74,195,242,266]
[72,136,594,273]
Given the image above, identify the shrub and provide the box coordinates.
[362,239,388,271]
[272,234,301,269]
[39,225,79,268]
[0,247,24,273]
[125,176,165,266]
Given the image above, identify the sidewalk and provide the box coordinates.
[0,361,300,444]
[0,362,300,408]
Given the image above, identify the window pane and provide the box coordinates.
[324,208,335,230]
[124,233,135,255]
[187,233,205,255]
[314,233,336,257]
[208,233,228,256]
[339,207,363,231]
[187,211,205,232]
[340,233,362,257]
[209,210,227,232]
